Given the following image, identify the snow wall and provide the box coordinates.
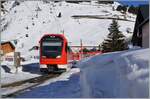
[77,48,149,98]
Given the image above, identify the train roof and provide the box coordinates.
[39,33,67,42]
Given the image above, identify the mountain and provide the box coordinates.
[1,1,136,54]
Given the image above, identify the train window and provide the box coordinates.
[42,42,63,58]
[42,42,62,46]
[41,35,64,58]
[42,35,63,41]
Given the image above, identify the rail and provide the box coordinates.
[2,73,61,98]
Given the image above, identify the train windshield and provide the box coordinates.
[41,36,63,58]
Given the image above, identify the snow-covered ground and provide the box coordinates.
[16,68,81,98]
[1,50,41,85]
[1,0,137,86]
[78,48,149,98]
[1,62,41,85]
[1,1,136,55]
[1,1,148,98]
[4,48,147,98]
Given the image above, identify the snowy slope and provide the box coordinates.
[1,1,136,55]
[77,48,149,98]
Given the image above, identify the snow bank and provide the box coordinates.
[1,68,40,85]
[78,48,149,98]
[1,55,40,85]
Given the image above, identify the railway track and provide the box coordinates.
[1,73,61,98]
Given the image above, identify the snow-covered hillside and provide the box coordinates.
[1,1,136,55]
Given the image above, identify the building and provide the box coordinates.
[0,41,15,54]
[132,5,149,48]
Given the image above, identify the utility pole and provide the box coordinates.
[80,39,83,59]
[0,4,2,66]
[14,52,21,74]
[62,29,64,35]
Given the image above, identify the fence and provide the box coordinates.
[69,51,102,61]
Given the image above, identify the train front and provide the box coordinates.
[39,34,68,72]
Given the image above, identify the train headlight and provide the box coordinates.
[40,64,47,68]
[42,56,46,58]
[56,55,61,58]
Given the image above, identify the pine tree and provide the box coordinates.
[116,5,122,11]
[101,19,128,52]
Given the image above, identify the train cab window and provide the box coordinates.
[41,36,63,58]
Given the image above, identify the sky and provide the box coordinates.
[117,0,149,6]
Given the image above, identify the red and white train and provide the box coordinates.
[39,33,102,73]
[39,34,70,73]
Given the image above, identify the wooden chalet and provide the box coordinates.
[0,41,15,54]
[132,5,149,48]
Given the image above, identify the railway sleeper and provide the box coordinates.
[2,74,60,98]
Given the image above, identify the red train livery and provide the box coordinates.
[39,34,68,72]
[39,33,102,73]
